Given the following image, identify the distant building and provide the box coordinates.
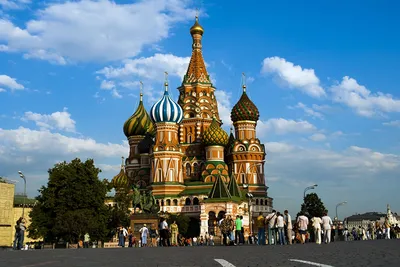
[344,205,398,229]
[0,180,41,247]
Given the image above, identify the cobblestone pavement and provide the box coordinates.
[1,239,399,267]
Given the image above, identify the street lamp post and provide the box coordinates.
[303,184,318,199]
[243,184,253,235]
[18,171,26,217]
[335,201,347,241]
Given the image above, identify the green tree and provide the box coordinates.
[28,158,109,243]
[166,213,190,236]
[298,192,327,218]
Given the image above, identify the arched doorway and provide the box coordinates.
[186,217,201,238]
[217,210,226,221]
[208,211,217,235]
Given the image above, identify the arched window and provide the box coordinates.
[193,197,199,205]
[193,163,199,178]
[166,199,171,206]
[173,199,178,206]
[156,200,160,206]
[187,134,192,143]
[185,198,191,205]
[161,200,164,206]
[260,199,264,205]
[256,199,259,205]
[186,163,191,176]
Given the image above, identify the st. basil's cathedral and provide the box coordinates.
[112,16,273,236]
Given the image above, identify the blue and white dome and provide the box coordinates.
[150,83,183,124]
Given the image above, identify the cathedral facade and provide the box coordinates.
[112,17,273,236]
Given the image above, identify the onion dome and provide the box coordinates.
[231,84,260,123]
[150,78,183,124]
[112,157,129,189]
[190,16,204,36]
[137,133,154,154]
[123,91,155,137]
[202,118,229,146]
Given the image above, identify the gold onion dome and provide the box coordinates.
[123,92,155,138]
[190,16,204,35]
[112,157,129,189]
[231,86,260,123]
[202,118,229,146]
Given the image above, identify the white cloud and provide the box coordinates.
[0,0,30,10]
[0,74,24,91]
[289,102,324,119]
[22,108,76,132]
[383,120,400,127]
[309,133,326,142]
[0,126,129,194]
[261,56,326,98]
[0,0,196,63]
[330,76,400,117]
[258,118,317,135]
[215,90,233,128]
[98,53,191,81]
[0,88,6,92]
[100,80,115,90]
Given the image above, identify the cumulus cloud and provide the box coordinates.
[0,126,129,195]
[0,74,24,91]
[309,133,327,142]
[0,0,30,10]
[330,76,400,117]
[21,108,76,132]
[0,0,196,63]
[383,120,400,127]
[215,90,233,128]
[261,56,326,98]
[288,102,324,119]
[258,118,317,135]
[98,53,191,81]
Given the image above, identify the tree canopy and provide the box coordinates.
[166,213,190,236]
[106,187,131,238]
[28,158,110,243]
[298,192,327,218]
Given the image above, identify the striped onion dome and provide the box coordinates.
[123,93,155,137]
[112,157,129,189]
[231,85,259,123]
[202,118,229,146]
[150,82,183,124]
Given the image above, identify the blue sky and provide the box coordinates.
[1,0,399,219]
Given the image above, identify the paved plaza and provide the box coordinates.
[1,240,399,267]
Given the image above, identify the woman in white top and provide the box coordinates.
[311,217,322,244]
[321,212,333,244]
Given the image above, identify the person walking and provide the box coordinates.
[284,210,293,245]
[311,216,322,244]
[321,212,333,244]
[235,215,242,245]
[170,221,179,246]
[265,210,277,245]
[297,213,309,244]
[256,212,265,245]
[276,212,286,245]
[139,224,149,247]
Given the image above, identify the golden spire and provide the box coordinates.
[121,156,125,169]
[139,81,143,101]
[164,71,169,91]
[241,72,247,92]
[190,9,204,36]
[184,12,210,84]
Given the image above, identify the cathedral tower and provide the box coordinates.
[178,16,221,181]
[228,75,267,197]
[123,83,155,185]
[150,75,185,197]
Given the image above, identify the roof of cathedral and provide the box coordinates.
[231,85,260,123]
[208,174,232,199]
[150,80,183,124]
[123,92,155,137]
[225,128,235,152]
[183,17,211,84]
[112,157,129,189]
[137,133,154,154]
[227,174,242,198]
[202,118,229,146]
